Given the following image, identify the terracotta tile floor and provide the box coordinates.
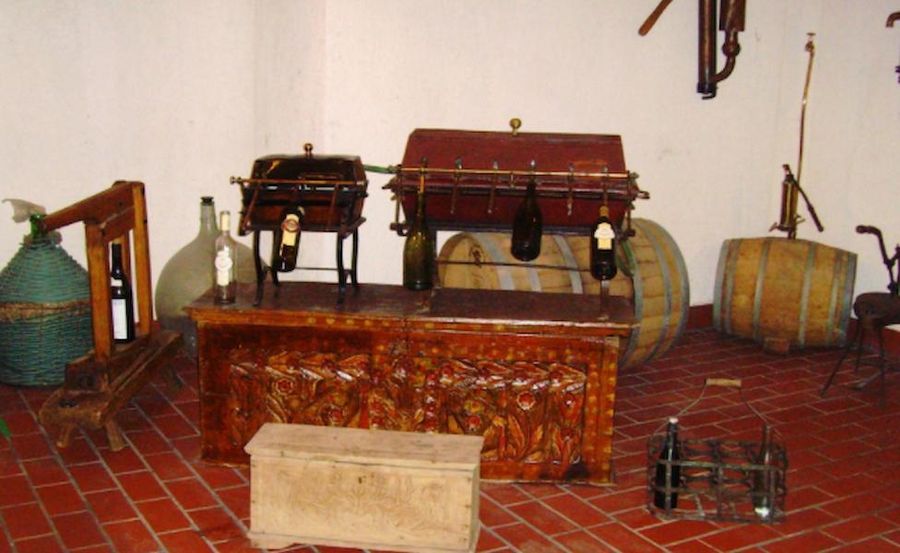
[1,328,898,552]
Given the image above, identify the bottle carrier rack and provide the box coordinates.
[647,378,788,524]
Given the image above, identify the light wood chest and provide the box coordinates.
[245,423,484,552]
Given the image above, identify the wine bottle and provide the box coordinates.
[511,168,542,262]
[590,204,618,280]
[214,210,237,304]
[752,424,774,519]
[403,169,434,291]
[275,206,304,273]
[653,416,682,509]
[109,242,135,343]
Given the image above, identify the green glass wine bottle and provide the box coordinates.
[511,168,542,262]
[403,167,434,290]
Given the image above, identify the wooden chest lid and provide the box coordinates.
[245,423,484,470]
[250,143,367,183]
[399,128,626,174]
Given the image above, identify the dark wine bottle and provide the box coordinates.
[275,206,304,273]
[654,416,682,509]
[752,424,774,519]
[590,204,618,280]
[403,170,434,291]
[109,242,135,343]
[511,170,542,262]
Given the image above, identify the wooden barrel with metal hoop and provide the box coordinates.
[437,218,690,369]
[713,237,856,351]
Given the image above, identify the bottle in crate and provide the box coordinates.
[654,416,682,509]
[752,424,774,519]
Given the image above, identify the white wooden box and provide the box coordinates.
[245,423,484,553]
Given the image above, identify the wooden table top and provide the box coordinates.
[187,282,635,333]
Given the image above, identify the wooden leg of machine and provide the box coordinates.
[336,234,347,304]
[55,424,76,449]
[350,229,360,287]
[253,230,266,306]
[105,420,127,452]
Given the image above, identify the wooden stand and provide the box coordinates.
[38,182,182,451]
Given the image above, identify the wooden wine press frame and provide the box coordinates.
[38,181,182,451]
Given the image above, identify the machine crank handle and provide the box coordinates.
[796,184,823,232]
[856,224,893,270]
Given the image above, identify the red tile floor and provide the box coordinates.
[1,328,898,552]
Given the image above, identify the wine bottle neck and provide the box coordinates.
[665,420,679,444]
[111,244,123,266]
[415,189,427,218]
[219,211,232,236]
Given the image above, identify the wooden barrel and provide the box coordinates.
[615,219,690,369]
[713,237,856,350]
[437,233,632,296]
[437,219,689,369]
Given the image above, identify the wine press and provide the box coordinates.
[232,143,368,304]
[382,120,649,287]
[35,182,183,451]
[647,378,787,523]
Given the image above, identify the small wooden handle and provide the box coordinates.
[706,377,741,388]
[639,0,675,36]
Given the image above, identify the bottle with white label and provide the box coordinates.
[590,204,618,280]
[109,242,135,343]
[213,210,237,304]
[275,206,304,273]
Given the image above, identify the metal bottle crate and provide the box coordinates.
[647,378,787,524]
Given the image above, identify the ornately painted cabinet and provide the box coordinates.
[187,282,633,485]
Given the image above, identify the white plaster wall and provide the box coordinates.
[0,0,260,287]
[1,0,898,312]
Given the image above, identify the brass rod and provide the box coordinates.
[384,180,649,199]
[230,177,364,187]
[437,259,580,272]
[393,166,633,181]
[796,33,815,186]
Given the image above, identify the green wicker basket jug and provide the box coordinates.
[0,234,93,386]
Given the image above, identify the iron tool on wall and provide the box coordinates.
[639,0,746,99]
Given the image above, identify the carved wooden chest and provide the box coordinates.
[245,423,483,552]
[188,282,633,484]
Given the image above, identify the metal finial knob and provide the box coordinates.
[304,143,313,157]
[509,118,522,136]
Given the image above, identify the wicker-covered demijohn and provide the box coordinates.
[0,234,93,386]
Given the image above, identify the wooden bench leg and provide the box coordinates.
[55,424,76,449]
[105,420,127,451]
